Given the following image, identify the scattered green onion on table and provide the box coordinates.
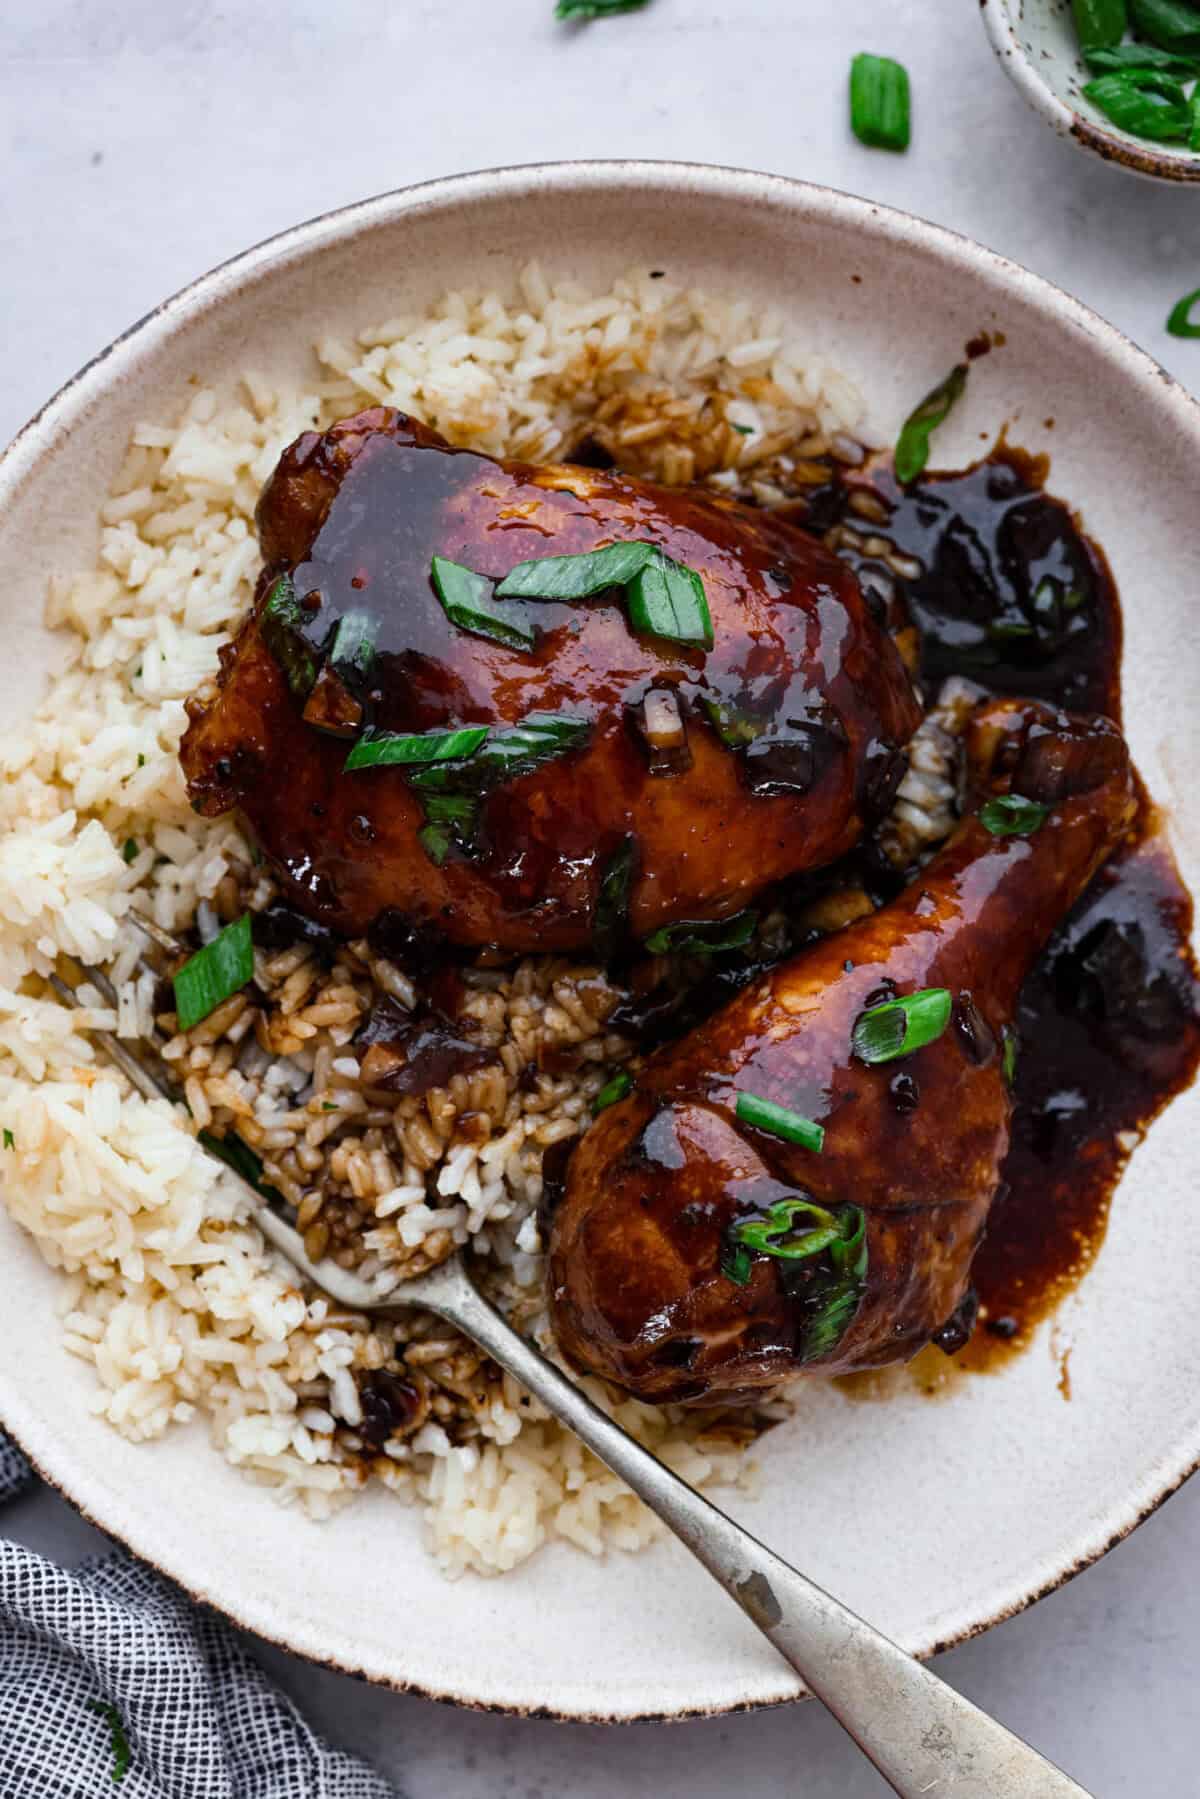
[849,54,912,151]
[1167,286,1200,335]
[556,0,650,17]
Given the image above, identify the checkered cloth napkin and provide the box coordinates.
[0,1434,398,1797]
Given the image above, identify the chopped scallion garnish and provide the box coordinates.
[592,1070,634,1114]
[2,1129,13,1150]
[720,1199,869,1361]
[644,910,758,957]
[417,792,480,866]
[1084,42,1197,71]
[894,365,968,485]
[173,915,254,1033]
[851,987,952,1065]
[344,726,489,773]
[1130,0,1200,55]
[496,542,713,649]
[1002,1028,1019,1088]
[979,793,1051,837]
[735,1092,825,1153]
[1167,285,1200,337]
[697,695,764,748]
[197,1126,285,1205]
[406,715,590,792]
[1082,68,1192,138]
[556,0,650,17]
[329,611,378,687]
[594,834,638,961]
[431,556,538,652]
[1072,0,1128,51]
[849,53,912,152]
[626,551,714,649]
[121,838,138,864]
[87,1700,132,1786]
[260,574,318,701]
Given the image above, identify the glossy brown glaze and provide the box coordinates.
[808,447,1198,1360]
[550,698,1138,1403]
[180,409,920,951]
[965,818,1200,1360]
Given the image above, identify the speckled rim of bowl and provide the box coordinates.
[2,159,1200,1719]
[980,0,1200,184]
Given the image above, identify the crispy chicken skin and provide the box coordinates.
[549,698,1137,1404]
[180,408,920,951]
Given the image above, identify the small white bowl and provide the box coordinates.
[982,0,1200,183]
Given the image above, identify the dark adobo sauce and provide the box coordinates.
[811,446,1200,1365]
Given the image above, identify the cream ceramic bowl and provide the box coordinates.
[2,162,1199,1721]
[981,0,1200,182]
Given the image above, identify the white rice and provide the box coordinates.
[0,264,866,1576]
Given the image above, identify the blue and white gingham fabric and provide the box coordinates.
[0,1435,398,1798]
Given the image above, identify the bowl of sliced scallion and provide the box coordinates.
[982,0,1200,181]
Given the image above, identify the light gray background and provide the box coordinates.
[3,3,1199,1795]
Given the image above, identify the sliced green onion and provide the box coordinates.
[173,914,254,1033]
[735,1092,825,1153]
[198,1126,285,1205]
[2,1129,13,1150]
[1084,41,1199,71]
[344,725,488,773]
[801,1207,869,1362]
[851,987,952,1065]
[721,1241,755,1286]
[417,822,454,866]
[407,715,590,791]
[594,834,638,961]
[121,838,139,864]
[329,611,378,687]
[626,551,714,649]
[980,793,1052,837]
[416,792,480,865]
[556,0,649,15]
[698,695,764,748]
[592,1070,634,1114]
[644,910,758,956]
[894,365,968,485]
[261,574,318,701]
[1072,0,1128,49]
[87,1700,132,1786]
[1130,0,1200,53]
[1191,87,1200,148]
[1082,69,1192,138]
[496,541,657,601]
[1167,285,1200,336]
[496,541,712,649]
[733,1197,840,1259]
[849,53,911,152]
[431,556,537,652]
[1002,1028,1019,1088]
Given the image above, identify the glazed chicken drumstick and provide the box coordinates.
[549,697,1137,1404]
[181,408,920,951]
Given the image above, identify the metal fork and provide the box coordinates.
[49,933,1092,1799]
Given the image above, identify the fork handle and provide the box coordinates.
[419,1262,1092,1799]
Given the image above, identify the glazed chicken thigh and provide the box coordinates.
[181,409,920,951]
[549,697,1137,1404]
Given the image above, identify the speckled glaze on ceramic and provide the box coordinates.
[1,163,1199,1722]
[982,0,1200,182]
